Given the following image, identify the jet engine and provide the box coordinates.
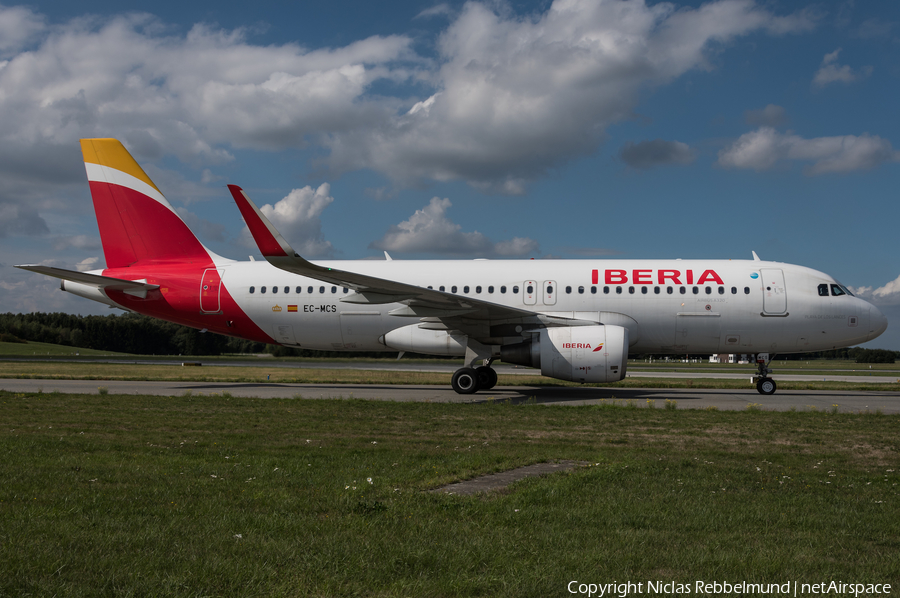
[500,325,628,383]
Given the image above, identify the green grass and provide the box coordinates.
[0,340,132,357]
[1,391,898,597]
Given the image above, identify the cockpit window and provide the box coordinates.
[830,284,845,297]
[818,284,829,297]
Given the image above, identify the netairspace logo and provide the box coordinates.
[566,580,893,597]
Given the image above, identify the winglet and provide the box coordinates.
[227,184,296,258]
[752,251,761,262]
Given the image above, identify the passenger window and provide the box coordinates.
[319,286,325,293]
[692,287,699,295]
[283,286,289,294]
[705,287,712,295]
[565,286,572,294]
[501,286,507,294]
[464,286,470,293]
[308,286,313,294]
[578,286,584,294]
[476,286,481,294]
[654,286,660,294]
[616,286,622,294]
[603,286,609,294]
[547,285,554,294]
[731,287,737,294]
[452,286,458,293]
[331,286,337,293]
[718,287,724,295]
[261,286,267,294]
[641,287,648,294]
[744,287,750,294]
[249,286,255,294]
[526,285,533,294]
[295,286,301,294]
[440,286,445,292]
[629,286,635,294]
[513,286,519,294]
[591,286,597,294]
[680,287,686,294]
[343,288,348,293]
[830,284,845,297]
[272,286,278,294]
[488,286,494,293]
[667,286,673,294]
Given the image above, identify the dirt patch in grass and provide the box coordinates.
[432,460,588,495]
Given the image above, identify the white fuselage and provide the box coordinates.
[210,258,885,355]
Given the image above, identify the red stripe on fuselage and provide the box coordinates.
[102,264,275,344]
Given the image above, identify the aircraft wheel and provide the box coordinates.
[476,366,497,390]
[756,377,776,395]
[452,367,480,394]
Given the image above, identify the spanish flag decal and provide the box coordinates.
[287,305,298,312]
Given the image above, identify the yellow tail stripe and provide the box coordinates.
[80,138,161,194]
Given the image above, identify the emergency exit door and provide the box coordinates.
[200,269,223,313]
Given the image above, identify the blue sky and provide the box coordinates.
[1,0,898,349]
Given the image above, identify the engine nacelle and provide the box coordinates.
[380,324,467,356]
[500,325,628,383]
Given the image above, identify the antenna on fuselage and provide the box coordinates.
[752,251,761,261]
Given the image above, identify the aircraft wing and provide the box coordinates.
[14,265,160,297]
[228,185,593,338]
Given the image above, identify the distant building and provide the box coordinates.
[709,354,751,364]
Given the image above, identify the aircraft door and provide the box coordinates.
[761,268,787,314]
[200,269,223,313]
[542,280,557,305]
[523,280,537,305]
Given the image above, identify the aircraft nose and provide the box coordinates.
[867,304,888,341]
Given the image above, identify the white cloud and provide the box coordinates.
[717,127,900,174]
[812,48,872,88]
[618,139,695,169]
[853,275,900,307]
[369,197,538,257]
[415,4,453,20]
[240,184,336,257]
[0,0,822,243]
[323,0,817,193]
[75,257,100,272]
[0,5,45,57]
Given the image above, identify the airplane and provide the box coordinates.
[16,139,888,395]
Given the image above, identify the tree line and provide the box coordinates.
[0,312,381,357]
[1,312,896,362]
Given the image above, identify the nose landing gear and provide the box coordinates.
[753,353,777,395]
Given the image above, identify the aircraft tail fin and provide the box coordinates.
[80,139,212,269]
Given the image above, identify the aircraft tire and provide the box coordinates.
[756,377,776,395]
[452,367,480,394]
[476,366,498,390]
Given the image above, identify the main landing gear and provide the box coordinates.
[451,363,498,394]
[753,353,777,395]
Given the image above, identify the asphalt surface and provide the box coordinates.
[2,378,898,413]
[3,357,899,384]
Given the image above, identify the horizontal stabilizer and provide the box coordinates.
[15,265,160,298]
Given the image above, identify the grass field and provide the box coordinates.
[0,340,131,357]
[1,391,898,597]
